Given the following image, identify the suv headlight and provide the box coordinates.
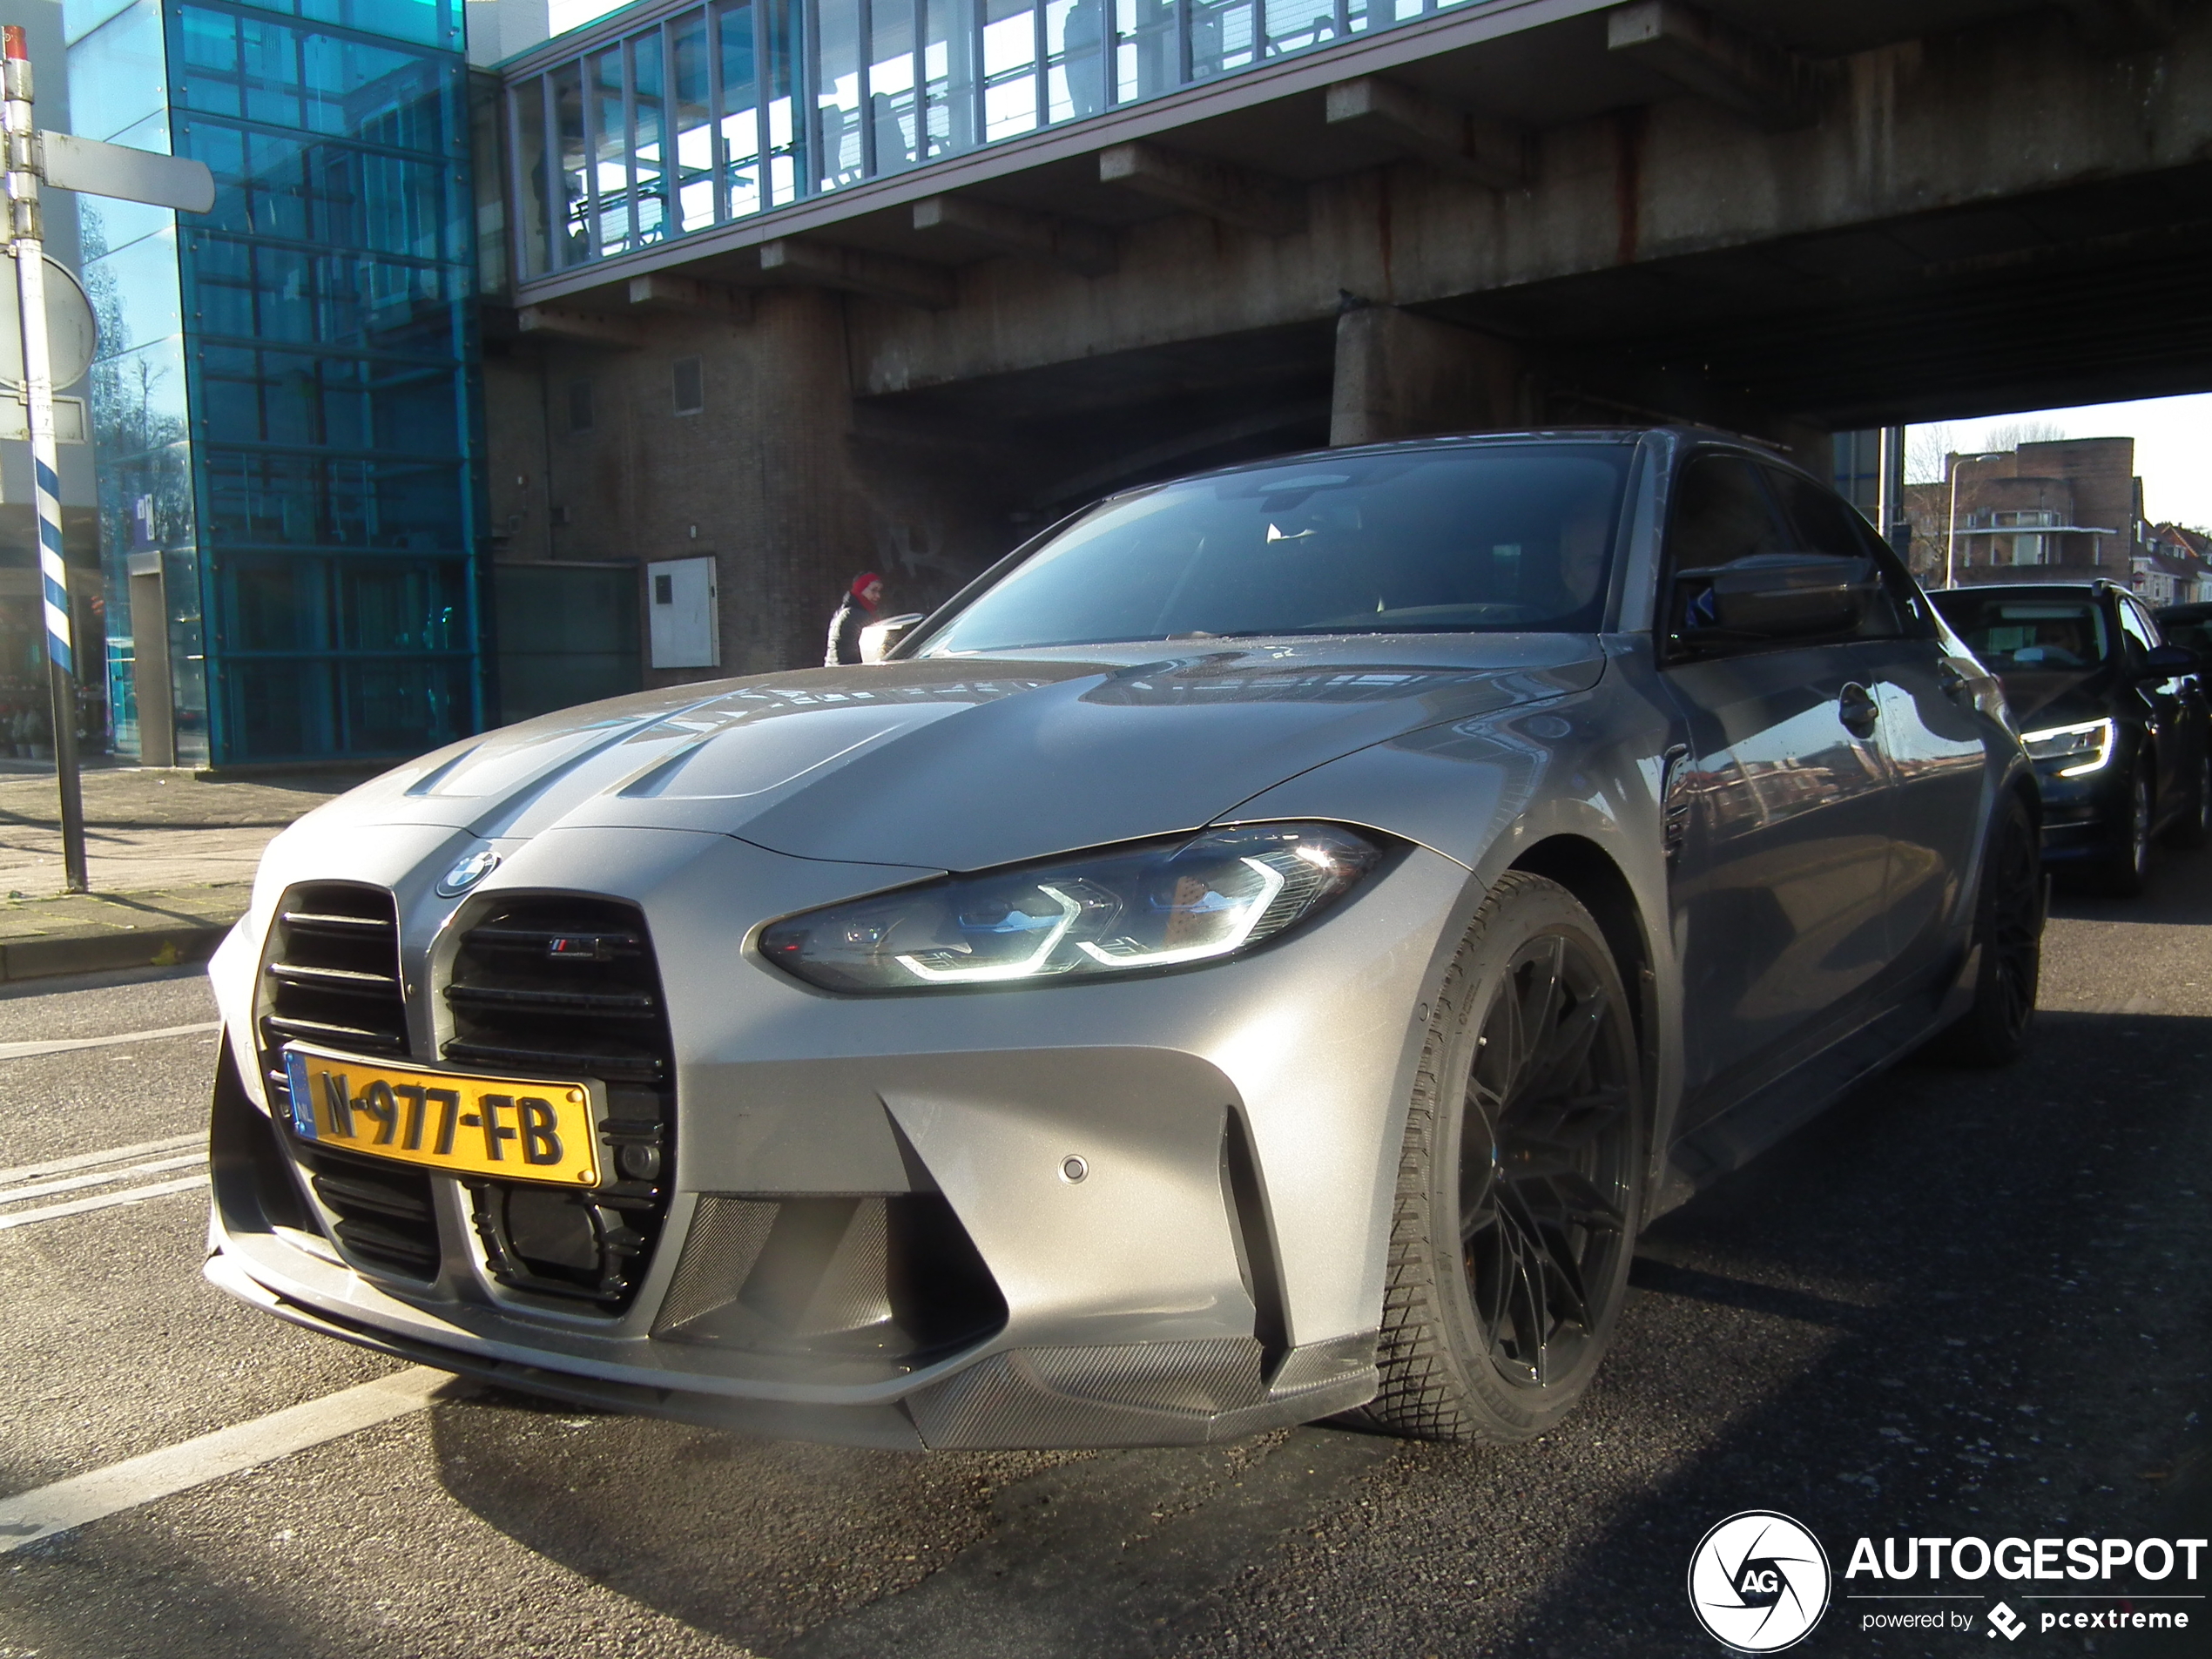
[759,823,1386,993]
[2020,718,2116,777]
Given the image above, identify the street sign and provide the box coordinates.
[0,252,93,386]
[39,130,212,213]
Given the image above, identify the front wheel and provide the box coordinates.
[2091,763,2155,896]
[2166,749,2212,849]
[1920,790,2042,1067]
[1363,873,1644,1443]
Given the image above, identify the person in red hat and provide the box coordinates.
[825,571,885,666]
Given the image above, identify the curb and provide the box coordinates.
[0,920,235,983]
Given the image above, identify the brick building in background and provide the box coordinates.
[1907,437,2152,590]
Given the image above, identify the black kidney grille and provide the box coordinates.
[256,881,442,1282]
[444,896,675,1310]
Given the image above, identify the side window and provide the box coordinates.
[1764,467,1906,639]
[2117,597,2155,658]
[1668,454,1792,570]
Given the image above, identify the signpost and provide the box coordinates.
[1,24,211,893]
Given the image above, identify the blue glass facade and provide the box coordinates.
[72,0,483,765]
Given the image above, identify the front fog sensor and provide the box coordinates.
[1060,1155,1089,1184]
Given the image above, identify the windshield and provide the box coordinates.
[1933,592,2112,672]
[915,443,1635,655]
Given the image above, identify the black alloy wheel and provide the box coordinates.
[1460,933,1638,1389]
[2096,763,2155,896]
[1365,873,1643,1442]
[2168,749,2212,850]
[1921,790,2042,1067]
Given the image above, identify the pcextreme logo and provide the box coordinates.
[1688,1511,1832,1653]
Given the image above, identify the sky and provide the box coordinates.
[1906,392,2212,530]
[549,0,626,33]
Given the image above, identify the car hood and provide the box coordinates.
[301,636,1605,873]
[1991,667,2114,732]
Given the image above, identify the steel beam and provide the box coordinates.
[1096,141,1306,238]
[627,273,754,320]
[911,195,1119,277]
[1606,0,1816,132]
[1324,77,1527,190]
[516,304,645,348]
[759,239,960,310]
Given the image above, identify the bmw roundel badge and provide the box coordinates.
[436,848,500,898]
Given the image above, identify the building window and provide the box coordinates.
[672,356,704,415]
[568,379,594,434]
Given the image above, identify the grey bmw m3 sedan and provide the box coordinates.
[203,428,2042,1449]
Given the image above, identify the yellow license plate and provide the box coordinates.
[282,1043,602,1188]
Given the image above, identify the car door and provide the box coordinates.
[1761,465,1988,988]
[1657,451,1901,1120]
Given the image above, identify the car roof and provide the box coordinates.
[1144,424,1799,494]
[1930,582,2118,602]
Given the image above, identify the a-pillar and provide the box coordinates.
[1329,306,1532,447]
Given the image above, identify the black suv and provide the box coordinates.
[1932,580,2209,894]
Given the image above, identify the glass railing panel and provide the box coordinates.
[590,44,629,253]
[631,24,671,241]
[980,0,1042,142]
[919,0,976,158]
[551,57,590,266]
[868,0,919,172]
[671,8,717,229]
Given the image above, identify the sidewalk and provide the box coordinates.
[0,766,362,981]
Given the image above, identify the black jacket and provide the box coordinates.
[826,597,870,666]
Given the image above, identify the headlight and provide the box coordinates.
[2020,718,2116,777]
[759,823,1386,993]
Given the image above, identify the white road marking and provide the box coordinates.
[0,1132,201,1188]
[0,1152,205,1207]
[0,1366,463,1553]
[0,1020,219,1062]
[0,1173,208,1230]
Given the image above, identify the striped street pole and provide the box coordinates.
[3,25,85,894]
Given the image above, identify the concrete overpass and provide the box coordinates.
[478,0,2212,681]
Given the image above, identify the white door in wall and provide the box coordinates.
[646,556,719,669]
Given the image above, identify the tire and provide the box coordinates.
[1919,790,2042,1068]
[2090,763,2155,896]
[2166,749,2212,850]
[1362,873,1644,1444]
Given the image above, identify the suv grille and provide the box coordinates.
[444,896,675,1310]
[257,882,441,1280]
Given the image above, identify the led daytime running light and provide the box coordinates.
[896,884,1082,982]
[1077,857,1286,968]
[2020,717,2115,778]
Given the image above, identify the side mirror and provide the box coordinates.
[859,611,926,664]
[1670,553,1878,649]
[2138,642,2198,679]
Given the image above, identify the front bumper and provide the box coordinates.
[205,825,1473,1447]
[2033,763,2129,864]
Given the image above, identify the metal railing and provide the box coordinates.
[504,0,1479,277]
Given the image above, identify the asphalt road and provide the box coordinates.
[2,857,2209,1659]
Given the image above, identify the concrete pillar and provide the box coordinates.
[1325,306,1531,447]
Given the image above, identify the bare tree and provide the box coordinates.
[1985,419,2070,450]
[1906,423,1956,484]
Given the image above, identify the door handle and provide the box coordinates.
[1838,682,1881,738]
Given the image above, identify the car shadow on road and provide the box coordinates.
[409,1003,2212,1658]
[2048,841,2212,924]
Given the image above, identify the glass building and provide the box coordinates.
[71,0,484,765]
[503,0,1459,277]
